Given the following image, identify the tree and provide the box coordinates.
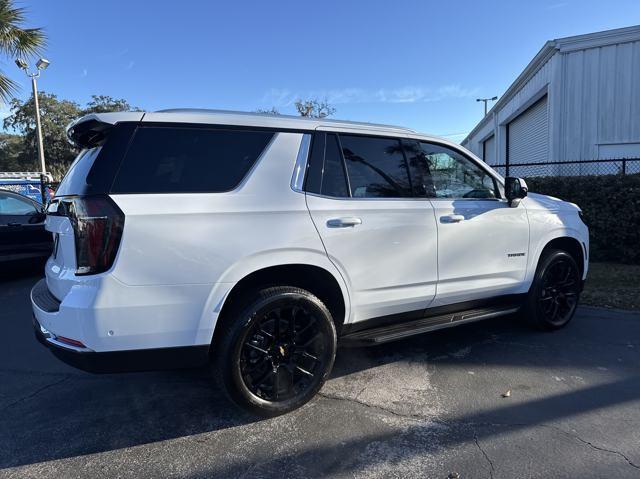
[0,0,46,102]
[0,132,23,171]
[0,92,139,175]
[3,91,81,172]
[294,98,335,118]
[255,107,280,116]
[83,95,138,114]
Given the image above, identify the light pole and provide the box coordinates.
[15,57,50,175]
[476,96,498,116]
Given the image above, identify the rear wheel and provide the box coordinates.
[524,249,581,330]
[212,286,337,416]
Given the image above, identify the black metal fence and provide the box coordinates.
[489,158,640,178]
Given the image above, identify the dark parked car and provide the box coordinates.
[0,189,52,263]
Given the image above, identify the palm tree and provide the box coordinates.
[0,0,45,102]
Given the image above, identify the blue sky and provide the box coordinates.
[7,0,640,141]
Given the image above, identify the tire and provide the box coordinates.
[524,249,582,330]
[212,286,337,417]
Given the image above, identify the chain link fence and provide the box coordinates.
[489,158,640,178]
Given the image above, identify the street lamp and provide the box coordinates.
[15,57,50,176]
[476,96,498,116]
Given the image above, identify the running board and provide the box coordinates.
[340,305,521,346]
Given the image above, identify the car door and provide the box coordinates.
[0,191,50,260]
[409,141,529,306]
[304,131,438,324]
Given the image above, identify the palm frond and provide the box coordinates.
[0,69,19,103]
[0,1,45,58]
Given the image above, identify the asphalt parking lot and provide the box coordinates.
[1,266,639,479]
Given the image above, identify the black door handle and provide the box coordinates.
[7,223,21,227]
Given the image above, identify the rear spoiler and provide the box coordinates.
[66,112,145,148]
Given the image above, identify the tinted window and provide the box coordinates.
[304,133,324,194]
[418,142,497,199]
[55,147,102,197]
[321,134,349,197]
[0,193,37,215]
[56,123,138,197]
[112,127,274,193]
[402,140,437,197]
[340,135,411,198]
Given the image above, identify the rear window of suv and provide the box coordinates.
[111,126,274,194]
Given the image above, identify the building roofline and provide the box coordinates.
[462,24,640,145]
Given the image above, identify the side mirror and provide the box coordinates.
[505,177,528,207]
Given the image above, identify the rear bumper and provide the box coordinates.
[31,278,210,373]
[33,316,209,373]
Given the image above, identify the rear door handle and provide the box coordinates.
[440,214,465,223]
[327,217,362,228]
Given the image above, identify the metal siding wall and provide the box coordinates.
[483,135,496,164]
[463,54,554,164]
[465,35,640,166]
[508,96,549,164]
[561,40,640,160]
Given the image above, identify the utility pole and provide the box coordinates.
[476,96,498,116]
[15,58,50,175]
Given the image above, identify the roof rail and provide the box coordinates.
[154,108,416,133]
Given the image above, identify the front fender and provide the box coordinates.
[526,226,589,286]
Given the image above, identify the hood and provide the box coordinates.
[525,192,582,213]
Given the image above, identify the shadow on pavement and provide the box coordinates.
[1,268,639,473]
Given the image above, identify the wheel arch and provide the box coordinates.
[209,263,349,351]
[532,234,587,281]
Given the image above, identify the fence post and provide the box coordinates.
[40,173,47,205]
[622,159,627,175]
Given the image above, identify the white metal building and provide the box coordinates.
[462,25,640,176]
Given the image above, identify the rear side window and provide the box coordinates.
[111,127,274,194]
[321,134,349,197]
[339,135,411,198]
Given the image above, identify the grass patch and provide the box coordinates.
[582,262,640,310]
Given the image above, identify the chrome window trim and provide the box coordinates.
[291,133,312,193]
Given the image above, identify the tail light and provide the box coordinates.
[66,196,125,275]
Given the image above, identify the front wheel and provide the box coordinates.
[524,249,582,330]
[212,286,337,416]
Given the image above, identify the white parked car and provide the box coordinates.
[31,109,589,415]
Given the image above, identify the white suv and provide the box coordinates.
[31,109,589,415]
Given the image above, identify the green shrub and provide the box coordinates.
[525,173,640,264]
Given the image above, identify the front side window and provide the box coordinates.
[417,142,497,199]
[0,194,37,215]
[112,127,274,194]
[340,135,411,198]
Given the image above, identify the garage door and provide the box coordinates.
[482,135,496,165]
[508,96,548,164]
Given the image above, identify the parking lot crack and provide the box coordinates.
[317,391,431,422]
[474,434,495,479]
[1,375,70,411]
[544,425,640,470]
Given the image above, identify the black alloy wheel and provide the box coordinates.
[538,256,580,326]
[240,303,329,402]
[525,249,582,330]
[213,286,337,416]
